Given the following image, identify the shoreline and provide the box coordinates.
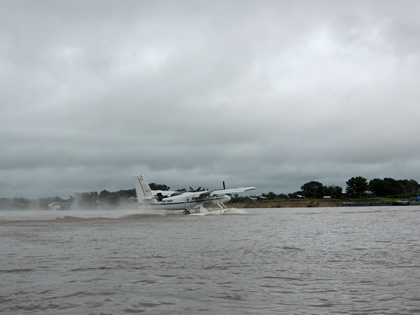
[228,199,420,208]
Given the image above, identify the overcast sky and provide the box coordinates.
[1,0,420,198]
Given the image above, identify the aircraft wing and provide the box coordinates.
[211,187,255,196]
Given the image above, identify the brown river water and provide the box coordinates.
[1,206,419,314]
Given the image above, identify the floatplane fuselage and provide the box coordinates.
[133,175,255,214]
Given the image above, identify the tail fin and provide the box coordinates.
[133,175,155,203]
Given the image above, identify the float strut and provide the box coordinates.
[217,202,228,214]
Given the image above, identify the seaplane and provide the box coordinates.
[133,175,255,214]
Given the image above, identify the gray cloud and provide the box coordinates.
[1,1,420,198]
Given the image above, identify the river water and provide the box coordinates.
[0,206,419,314]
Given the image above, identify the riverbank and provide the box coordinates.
[229,199,420,208]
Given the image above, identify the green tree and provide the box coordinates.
[369,178,398,196]
[398,179,419,196]
[346,176,368,198]
[288,191,303,199]
[99,190,111,203]
[369,178,385,196]
[323,185,343,198]
[370,178,419,197]
[301,181,324,198]
[262,192,277,200]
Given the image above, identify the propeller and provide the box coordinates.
[223,181,226,190]
[189,186,202,192]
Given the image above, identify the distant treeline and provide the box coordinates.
[253,176,419,201]
[1,177,419,210]
[0,183,168,210]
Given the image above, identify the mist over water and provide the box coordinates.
[1,207,419,314]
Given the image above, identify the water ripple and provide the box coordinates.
[1,207,419,314]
